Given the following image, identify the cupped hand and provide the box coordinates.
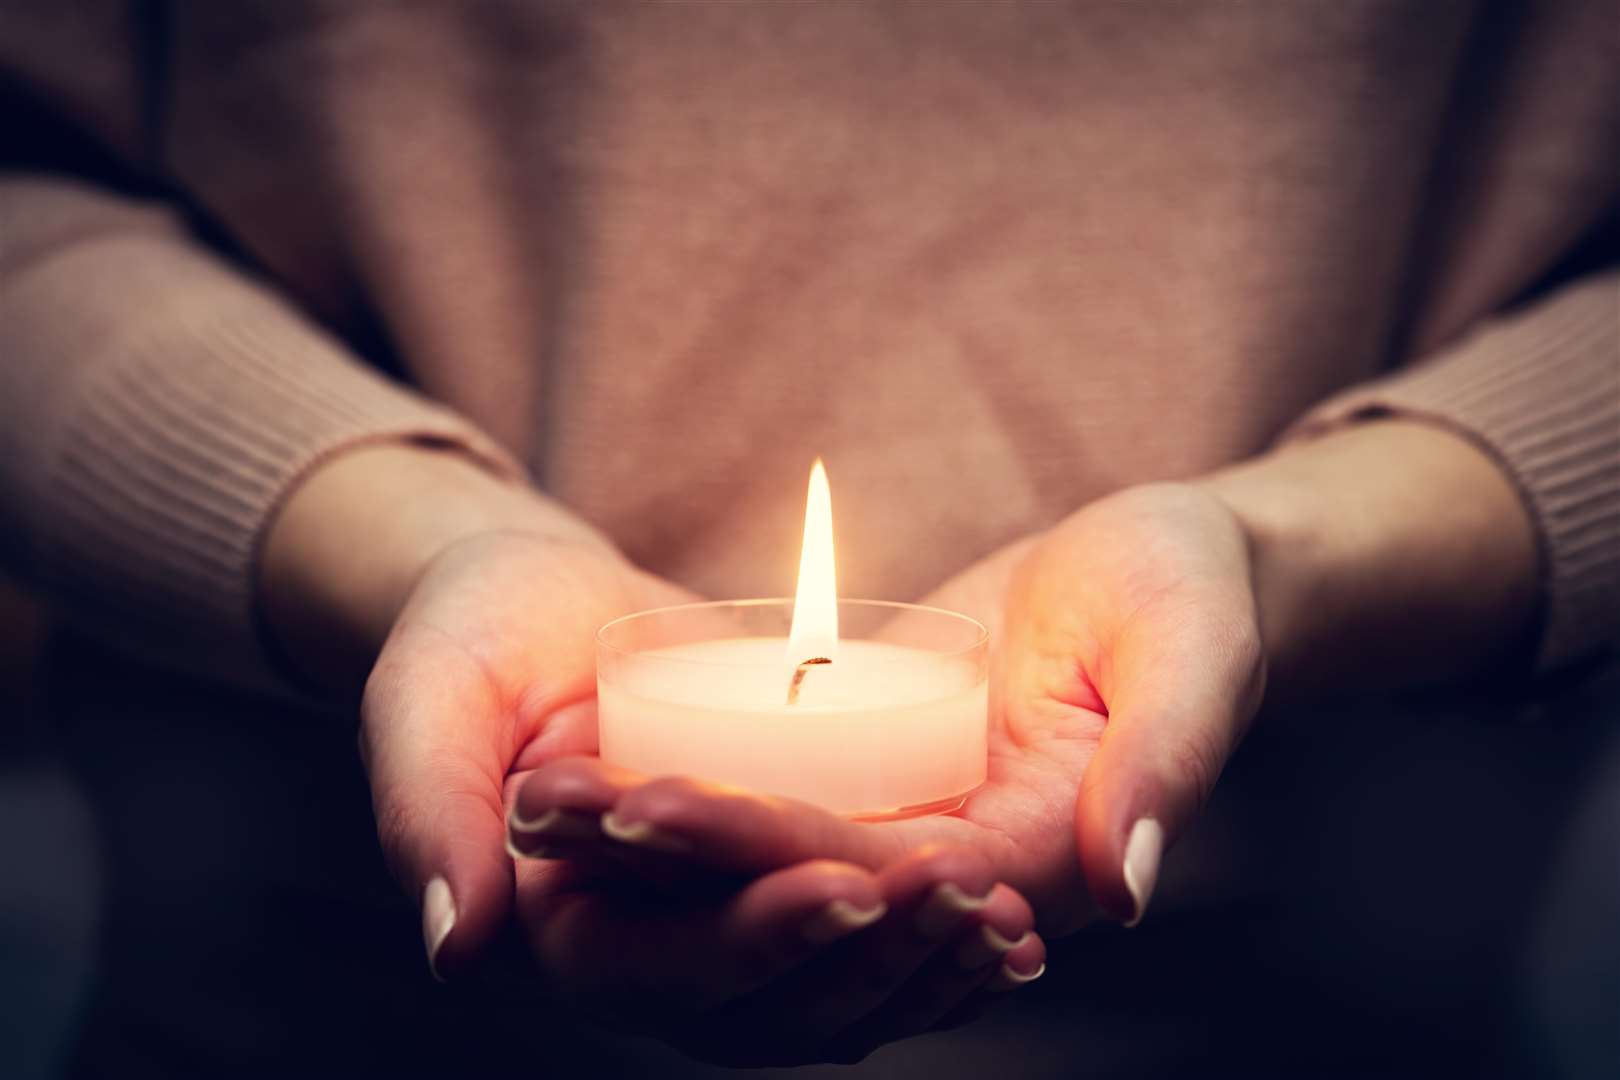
[380,534,1046,1065]
[360,528,695,978]
[513,481,1268,948]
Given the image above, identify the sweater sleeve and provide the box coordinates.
[1282,271,1619,672]
[0,175,525,688]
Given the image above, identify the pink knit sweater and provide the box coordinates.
[0,1,1615,685]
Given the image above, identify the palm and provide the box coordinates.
[378,532,696,768]
[860,726,1100,931]
[409,533,688,698]
[851,486,1232,931]
[884,484,1261,931]
[851,532,1104,932]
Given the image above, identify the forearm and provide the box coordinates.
[1201,419,1540,699]
[0,178,531,688]
[260,443,613,693]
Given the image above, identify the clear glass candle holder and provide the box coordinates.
[596,598,989,820]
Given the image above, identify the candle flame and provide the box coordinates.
[788,458,839,661]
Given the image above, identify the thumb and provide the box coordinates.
[1074,599,1265,926]
[361,625,518,981]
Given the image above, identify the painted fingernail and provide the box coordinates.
[422,875,456,982]
[1122,817,1164,928]
[600,811,691,853]
[955,923,1031,970]
[508,807,602,840]
[801,899,888,945]
[988,960,1046,992]
[503,831,561,862]
[914,882,992,939]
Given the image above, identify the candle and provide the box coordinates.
[596,461,988,819]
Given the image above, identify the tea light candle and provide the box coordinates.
[596,461,989,819]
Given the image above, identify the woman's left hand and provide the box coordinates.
[508,420,1540,1065]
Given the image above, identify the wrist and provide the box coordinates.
[259,441,609,691]
[1198,419,1539,697]
[1195,445,1334,699]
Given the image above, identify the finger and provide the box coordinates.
[510,760,747,896]
[983,930,1047,992]
[591,774,905,876]
[1075,594,1265,925]
[502,699,603,835]
[506,755,647,859]
[720,861,888,1001]
[362,624,515,982]
[517,858,886,1018]
[922,930,1049,1041]
[511,696,599,771]
[822,882,1039,1061]
[692,845,997,1064]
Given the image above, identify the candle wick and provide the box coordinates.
[787,656,832,705]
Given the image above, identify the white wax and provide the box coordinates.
[598,638,987,816]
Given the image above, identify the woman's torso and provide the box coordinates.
[61,0,1588,600]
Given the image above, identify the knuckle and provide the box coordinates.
[370,798,422,880]
[624,775,709,824]
[906,841,988,878]
[1192,603,1267,718]
[1215,611,1267,723]
[793,861,874,904]
[1168,723,1227,808]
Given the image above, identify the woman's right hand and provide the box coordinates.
[260,443,694,977]
[361,527,701,979]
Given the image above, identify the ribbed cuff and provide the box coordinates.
[9,234,524,688]
[1284,274,1619,672]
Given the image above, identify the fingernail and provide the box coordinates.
[422,876,456,982]
[988,960,1046,992]
[503,831,561,862]
[955,924,1030,970]
[508,807,602,840]
[914,882,992,940]
[1122,817,1164,928]
[600,811,691,853]
[801,899,888,946]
